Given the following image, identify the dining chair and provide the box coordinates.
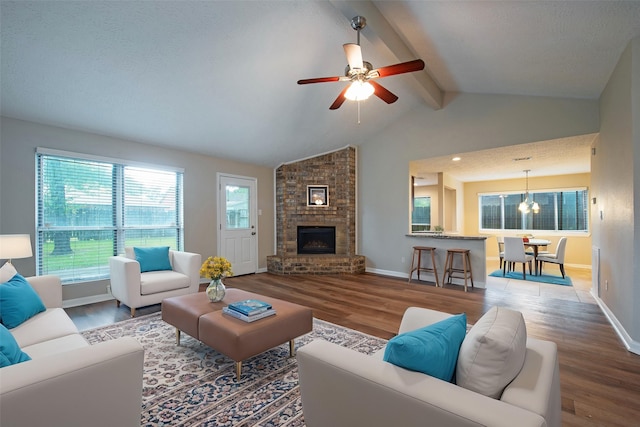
[502,237,534,280]
[537,237,568,278]
[496,236,505,269]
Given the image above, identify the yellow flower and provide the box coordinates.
[200,256,233,280]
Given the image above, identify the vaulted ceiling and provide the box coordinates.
[2,1,639,174]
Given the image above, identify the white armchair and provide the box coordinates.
[109,248,201,317]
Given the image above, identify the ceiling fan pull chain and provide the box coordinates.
[357,100,361,124]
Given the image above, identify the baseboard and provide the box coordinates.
[365,267,407,279]
[591,292,640,356]
[565,263,591,270]
[62,293,114,308]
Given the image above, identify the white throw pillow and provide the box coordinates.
[456,306,527,399]
[0,262,18,282]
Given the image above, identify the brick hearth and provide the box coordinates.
[267,147,365,274]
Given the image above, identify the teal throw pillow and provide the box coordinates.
[134,246,172,273]
[383,313,467,382]
[0,323,31,367]
[0,273,46,329]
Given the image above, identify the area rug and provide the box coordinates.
[489,269,572,286]
[81,312,387,426]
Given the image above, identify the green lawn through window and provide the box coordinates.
[41,237,176,271]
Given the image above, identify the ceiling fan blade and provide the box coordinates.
[369,81,398,104]
[372,59,425,78]
[329,86,350,110]
[343,43,364,70]
[297,76,342,85]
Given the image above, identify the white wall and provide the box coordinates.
[442,173,463,233]
[0,117,274,302]
[634,38,640,352]
[593,37,640,353]
[358,93,599,275]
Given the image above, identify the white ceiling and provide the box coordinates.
[410,133,597,185]
[2,1,639,172]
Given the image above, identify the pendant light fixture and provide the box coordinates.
[518,170,540,214]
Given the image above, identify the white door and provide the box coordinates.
[218,174,258,276]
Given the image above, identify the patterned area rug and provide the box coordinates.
[82,312,387,426]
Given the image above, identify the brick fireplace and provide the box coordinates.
[267,147,365,274]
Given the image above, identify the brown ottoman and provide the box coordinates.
[161,292,215,343]
[162,289,313,379]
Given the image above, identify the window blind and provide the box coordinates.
[479,188,589,233]
[36,150,184,284]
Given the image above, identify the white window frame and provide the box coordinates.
[35,148,185,284]
[478,187,589,235]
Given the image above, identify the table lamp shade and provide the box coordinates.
[0,234,33,262]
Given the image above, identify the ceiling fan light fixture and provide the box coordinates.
[297,15,424,111]
[344,80,374,101]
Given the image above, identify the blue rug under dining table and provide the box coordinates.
[489,270,573,286]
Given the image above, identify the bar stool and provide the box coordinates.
[442,248,474,292]
[408,246,440,287]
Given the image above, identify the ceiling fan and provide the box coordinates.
[297,16,425,110]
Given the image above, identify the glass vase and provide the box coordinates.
[206,278,226,302]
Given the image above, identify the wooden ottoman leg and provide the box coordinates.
[235,361,242,381]
[289,339,295,357]
[175,328,181,345]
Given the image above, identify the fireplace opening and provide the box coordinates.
[297,226,336,254]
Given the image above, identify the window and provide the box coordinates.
[36,148,184,284]
[411,196,431,232]
[479,188,588,232]
[225,185,250,229]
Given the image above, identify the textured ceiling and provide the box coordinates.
[410,133,597,184]
[1,1,639,172]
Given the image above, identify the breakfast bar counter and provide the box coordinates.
[406,233,488,288]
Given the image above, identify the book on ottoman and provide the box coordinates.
[222,306,276,322]
[228,299,272,316]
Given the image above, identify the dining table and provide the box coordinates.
[523,238,551,275]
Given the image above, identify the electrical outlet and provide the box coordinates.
[106,285,111,294]
[605,280,608,291]
[401,257,406,264]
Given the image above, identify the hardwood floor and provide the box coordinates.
[66,267,640,427]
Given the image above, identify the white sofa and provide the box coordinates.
[297,307,561,427]
[109,248,201,317]
[0,275,145,427]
